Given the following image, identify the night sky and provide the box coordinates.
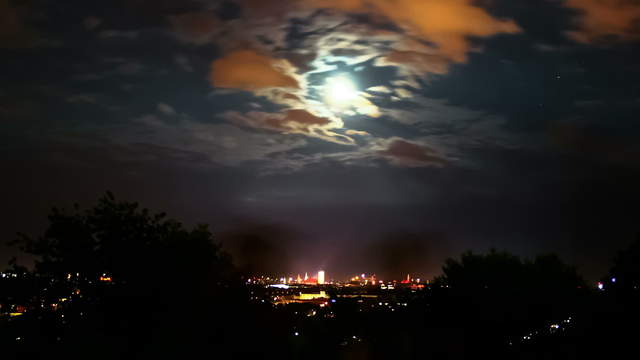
[2,0,640,280]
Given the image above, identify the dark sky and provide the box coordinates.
[2,0,640,281]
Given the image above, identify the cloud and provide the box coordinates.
[378,138,448,168]
[157,103,177,116]
[98,30,139,40]
[169,12,221,45]
[565,0,640,43]
[550,123,640,167]
[83,16,102,31]
[258,135,453,173]
[345,129,371,137]
[0,0,37,48]
[115,113,307,166]
[306,0,521,62]
[194,0,523,161]
[174,54,194,72]
[210,50,301,91]
[378,49,451,77]
[66,94,99,104]
[232,0,520,77]
[224,109,356,145]
[116,62,144,75]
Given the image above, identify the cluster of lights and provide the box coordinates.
[512,316,573,345]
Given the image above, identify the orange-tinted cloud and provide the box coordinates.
[239,0,296,20]
[265,109,331,130]
[210,50,301,91]
[345,129,370,136]
[566,0,640,43]
[307,0,521,62]
[378,138,448,167]
[379,50,451,77]
[224,109,355,145]
[0,0,36,49]
[169,12,221,45]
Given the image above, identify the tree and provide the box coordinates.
[437,249,525,291]
[437,249,584,293]
[605,235,640,294]
[9,191,234,295]
[5,193,242,359]
[433,249,585,356]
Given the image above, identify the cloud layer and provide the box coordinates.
[210,50,301,91]
[567,0,640,43]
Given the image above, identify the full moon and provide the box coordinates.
[324,75,359,110]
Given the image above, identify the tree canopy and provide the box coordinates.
[9,192,233,293]
[437,249,584,293]
[605,235,640,293]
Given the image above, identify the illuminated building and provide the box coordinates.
[318,270,325,285]
[302,277,318,285]
[274,290,329,305]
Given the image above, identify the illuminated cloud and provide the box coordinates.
[232,0,520,77]
[210,50,301,92]
[199,0,522,154]
[378,138,448,168]
[345,129,371,137]
[169,12,221,45]
[566,0,640,43]
[157,103,177,116]
[378,48,451,77]
[224,109,356,145]
[322,75,381,117]
[120,113,308,166]
[307,0,521,62]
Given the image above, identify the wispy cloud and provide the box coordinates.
[566,0,640,43]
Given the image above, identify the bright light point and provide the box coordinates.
[325,75,358,109]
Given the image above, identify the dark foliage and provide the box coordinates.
[10,191,233,289]
[605,235,640,294]
[4,193,640,360]
[3,192,242,360]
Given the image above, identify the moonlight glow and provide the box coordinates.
[324,75,359,110]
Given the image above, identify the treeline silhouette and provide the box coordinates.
[1,193,639,360]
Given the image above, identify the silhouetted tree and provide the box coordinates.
[6,192,240,359]
[432,249,586,358]
[604,235,640,295]
[10,192,233,292]
[437,249,584,294]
